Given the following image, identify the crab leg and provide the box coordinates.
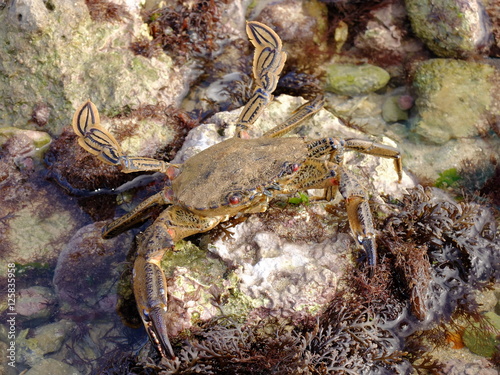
[263,96,325,138]
[102,190,173,239]
[235,21,287,137]
[344,139,402,182]
[134,206,222,358]
[338,170,377,270]
[72,101,177,174]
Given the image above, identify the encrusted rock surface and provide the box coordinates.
[406,0,493,58]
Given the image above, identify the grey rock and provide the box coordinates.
[53,222,133,314]
[7,0,49,32]
[16,286,56,323]
[17,320,76,366]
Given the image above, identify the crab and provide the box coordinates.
[72,21,402,358]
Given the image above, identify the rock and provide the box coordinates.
[406,0,493,58]
[0,341,17,375]
[411,59,500,144]
[53,222,133,315]
[0,0,189,135]
[24,358,80,375]
[16,320,76,367]
[325,63,391,96]
[208,210,348,317]
[16,286,56,323]
[7,0,50,32]
[354,1,426,66]
[382,95,409,123]
[0,129,88,278]
[442,358,498,375]
[0,128,51,170]
[157,241,233,336]
[252,0,328,62]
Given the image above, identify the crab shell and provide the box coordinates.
[171,136,307,216]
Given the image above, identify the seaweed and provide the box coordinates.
[90,185,499,374]
[85,0,131,23]
[140,0,227,62]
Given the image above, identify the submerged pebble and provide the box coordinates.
[16,286,56,323]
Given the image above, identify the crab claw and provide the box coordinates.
[142,304,175,359]
[134,250,175,358]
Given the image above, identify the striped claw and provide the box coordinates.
[72,100,123,165]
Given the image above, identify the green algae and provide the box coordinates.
[412,59,498,144]
[325,63,390,96]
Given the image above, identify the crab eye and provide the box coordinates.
[228,193,242,205]
[291,163,300,172]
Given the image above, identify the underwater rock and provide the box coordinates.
[382,95,409,123]
[251,0,328,63]
[411,58,500,144]
[16,286,56,323]
[462,311,500,358]
[53,222,133,315]
[406,0,493,58]
[0,129,88,276]
[0,0,189,134]
[24,358,80,375]
[353,1,426,71]
[16,320,76,367]
[0,127,51,170]
[325,63,391,96]
[441,357,498,375]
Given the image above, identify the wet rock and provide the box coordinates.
[252,0,328,63]
[400,136,500,182]
[0,0,189,135]
[24,358,80,375]
[411,59,500,144]
[0,128,51,170]
[157,241,233,336]
[208,211,348,317]
[16,286,56,323]
[382,95,409,123]
[441,357,498,375]
[406,0,493,58]
[325,63,391,96]
[0,341,17,375]
[0,130,88,278]
[53,222,133,315]
[354,1,426,69]
[17,320,76,367]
